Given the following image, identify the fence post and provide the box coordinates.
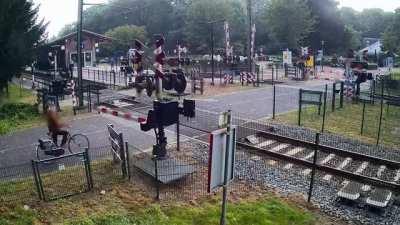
[308,133,320,203]
[332,83,336,112]
[340,81,344,108]
[272,85,276,119]
[176,118,180,151]
[119,133,127,178]
[31,160,44,200]
[88,85,92,113]
[154,158,160,200]
[321,84,328,133]
[200,78,204,95]
[361,101,366,135]
[298,89,303,126]
[84,148,94,190]
[113,70,116,89]
[272,65,275,84]
[376,78,384,145]
[125,142,131,180]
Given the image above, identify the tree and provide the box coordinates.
[264,0,315,50]
[0,0,46,95]
[184,0,238,53]
[382,8,400,54]
[306,0,345,53]
[343,25,362,51]
[103,25,148,55]
[359,8,393,38]
[339,7,362,31]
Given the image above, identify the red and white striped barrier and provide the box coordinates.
[240,72,255,85]
[154,36,165,79]
[97,106,147,123]
[223,74,234,85]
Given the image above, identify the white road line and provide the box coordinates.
[323,157,352,181]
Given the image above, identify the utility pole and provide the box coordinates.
[321,40,325,72]
[77,0,84,106]
[211,23,215,86]
[247,0,252,73]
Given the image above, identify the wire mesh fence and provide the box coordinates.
[271,82,400,149]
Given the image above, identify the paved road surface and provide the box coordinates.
[1,79,332,169]
[0,114,179,168]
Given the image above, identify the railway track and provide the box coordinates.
[236,128,400,209]
[99,97,400,209]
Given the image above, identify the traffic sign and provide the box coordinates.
[207,126,236,193]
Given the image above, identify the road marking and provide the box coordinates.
[323,157,352,181]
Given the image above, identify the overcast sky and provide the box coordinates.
[34,0,399,37]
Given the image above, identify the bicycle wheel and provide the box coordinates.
[68,134,90,153]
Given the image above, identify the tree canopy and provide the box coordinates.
[56,0,397,56]
[264,0,315,50]
[382,9,400,54]
[102,25,148,56]
[0,0,46,93]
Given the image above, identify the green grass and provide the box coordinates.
[0,84,42,135]
[0,83,36,106]
[274,101,400,148]
[64,198,315,225]
[0,197,316,225]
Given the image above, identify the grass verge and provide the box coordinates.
[273,101,400,148]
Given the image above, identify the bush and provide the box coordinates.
[0,103,38,120]
[0,103,40,135]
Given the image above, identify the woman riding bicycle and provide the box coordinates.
[45,105,69,147]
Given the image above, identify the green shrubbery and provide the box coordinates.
[0,103,40,135]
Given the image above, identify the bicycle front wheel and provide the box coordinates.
[68,134,90,153]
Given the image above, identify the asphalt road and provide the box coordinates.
[0,79,332,169]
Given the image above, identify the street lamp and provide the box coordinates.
[49,45,66,78]
[321,40,325,72]
[200,19,225,86]
[76,0,153,106]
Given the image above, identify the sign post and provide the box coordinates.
[208,110,236,225]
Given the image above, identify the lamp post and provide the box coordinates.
[49,45,65,79]
[321,40,325,72]
[76,1,154,106]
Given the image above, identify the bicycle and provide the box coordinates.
[35,131,90,161]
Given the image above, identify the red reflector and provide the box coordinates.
[112,111,118,116]
[138,117,146,123]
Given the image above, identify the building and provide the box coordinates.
[37,30,112,71]
[359,39,382,56]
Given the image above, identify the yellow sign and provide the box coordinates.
[306,56,314,67]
